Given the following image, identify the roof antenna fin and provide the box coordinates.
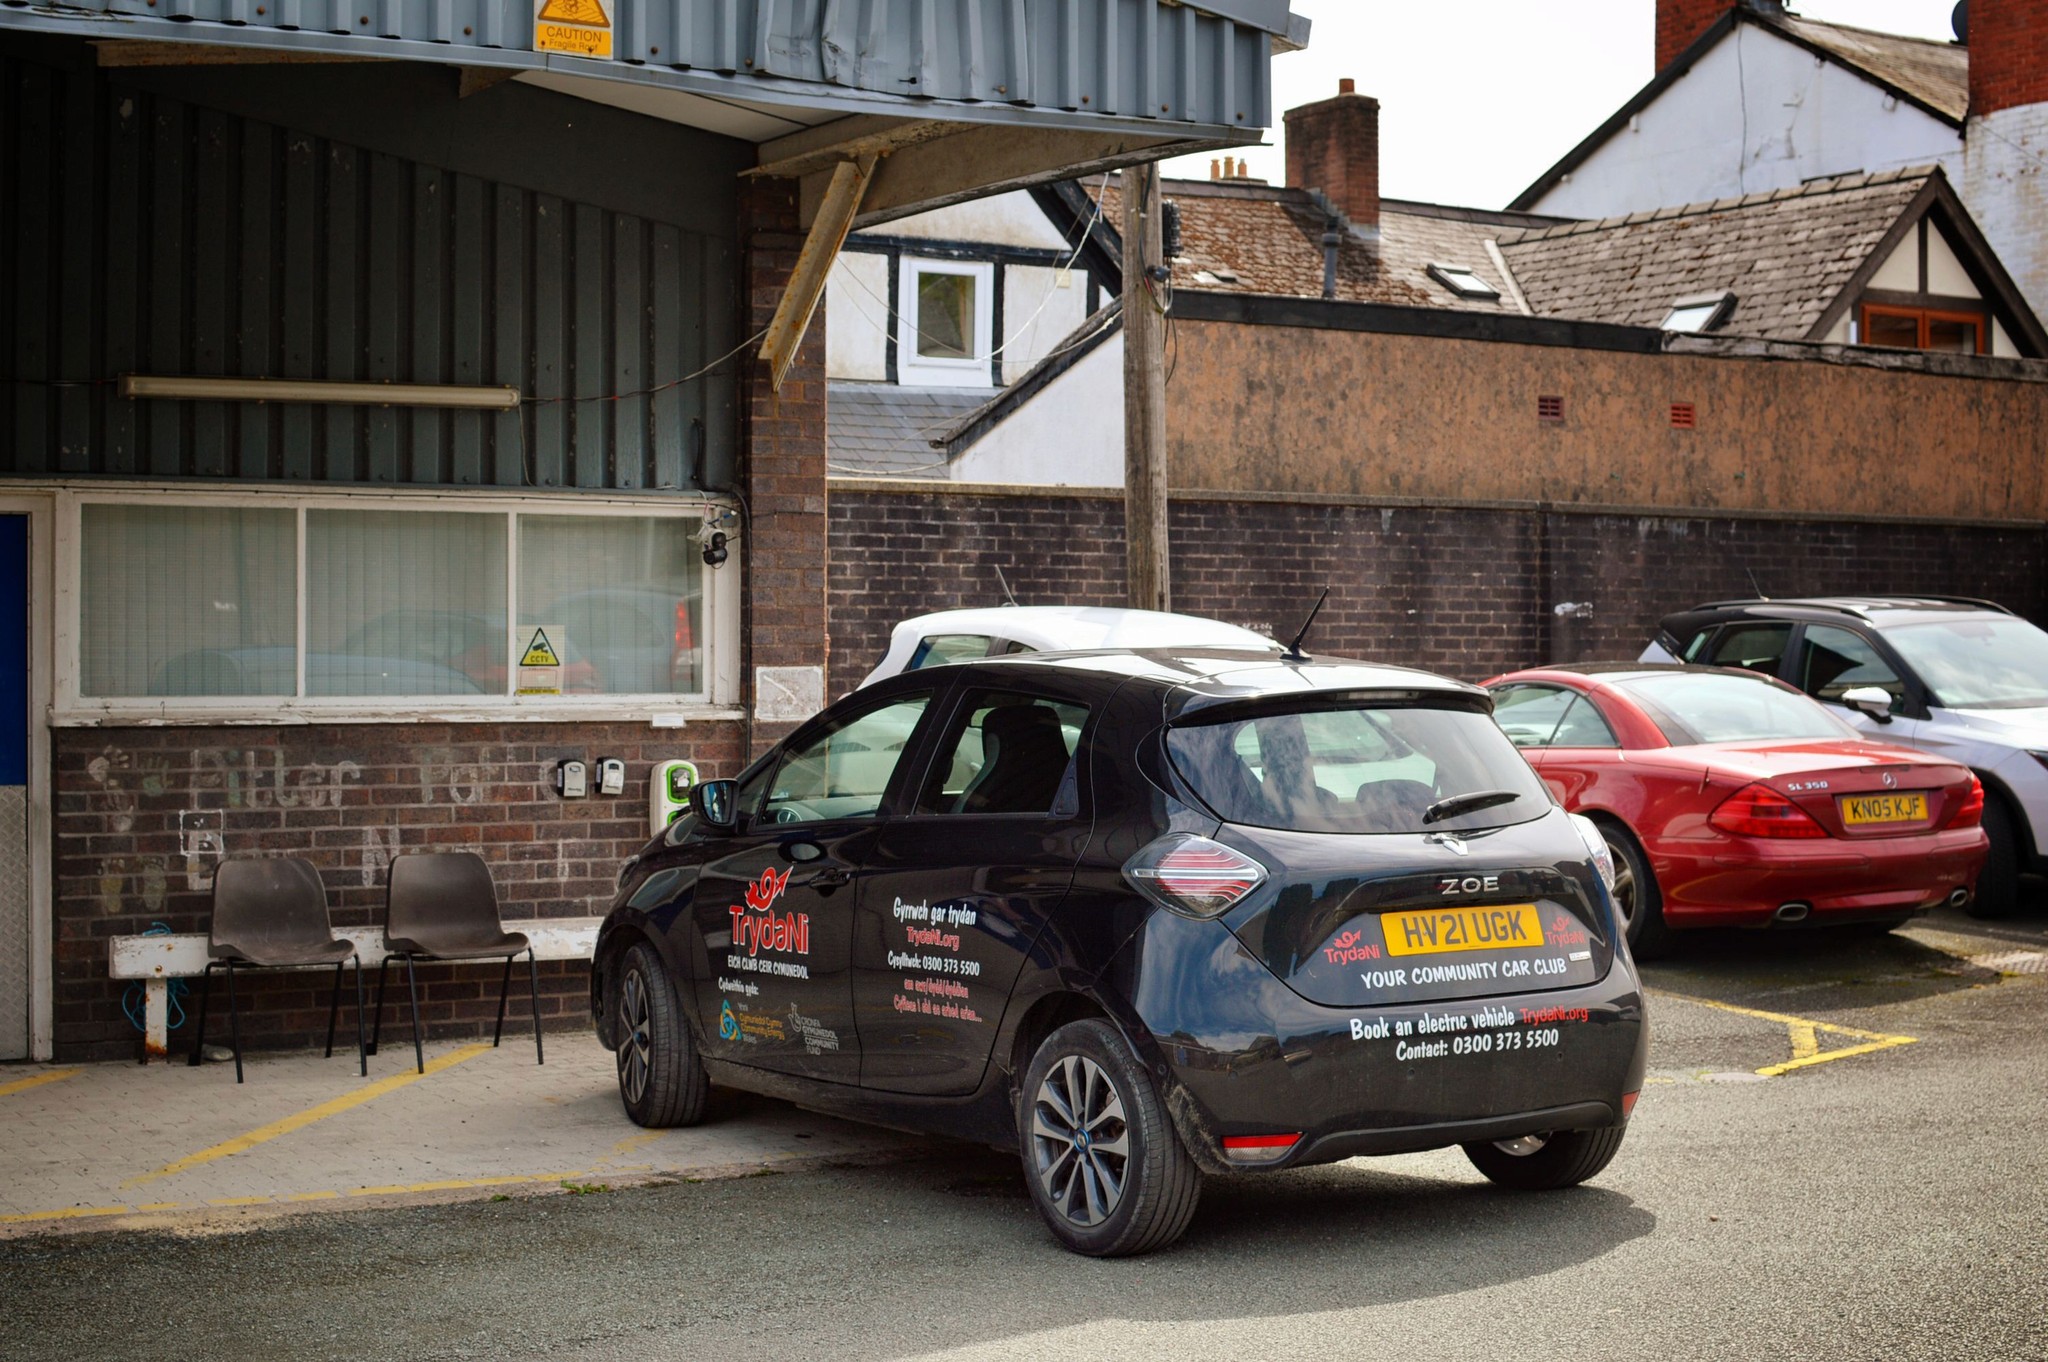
[1283,588,1329,662]
[1745,567,1770,601]
[993,564,1020,608]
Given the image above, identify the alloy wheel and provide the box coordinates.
[619,967,652,1106]
[1030,1054,1131,1226]
[1602,830,1638,928]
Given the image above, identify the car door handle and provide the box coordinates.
[808,867,852,890]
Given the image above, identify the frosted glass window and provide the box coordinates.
[80,505,297,697]
[306,510,507,696]
[518,516,704,695]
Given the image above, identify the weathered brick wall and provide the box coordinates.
[53,720,742,1062]
[742,175,831,755]
[826,485,2048,691]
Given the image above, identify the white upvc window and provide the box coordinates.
[54,486,740,723]
[897,257,994,387]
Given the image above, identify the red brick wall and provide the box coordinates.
[826,485,2048,692]
[1969,0,2048,115]
[741,175,830,756]
[1658,0,1734,70]
[1283,87,1381,229]
[52,721,744,1062]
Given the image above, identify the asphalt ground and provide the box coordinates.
[4,898,2047,1362]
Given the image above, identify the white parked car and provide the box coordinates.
[860,606,1281,686]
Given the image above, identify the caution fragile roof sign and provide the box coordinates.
[534,0,613,59]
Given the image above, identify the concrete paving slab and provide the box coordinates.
[0,1034,920,1235]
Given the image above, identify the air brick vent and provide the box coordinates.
[1670,402,1697,429]
[1537,394,1564,424]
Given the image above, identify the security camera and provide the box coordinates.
[701,531,728,568]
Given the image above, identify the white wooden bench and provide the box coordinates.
[108,920,603,1062]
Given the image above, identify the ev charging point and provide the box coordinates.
[651,759,700,834]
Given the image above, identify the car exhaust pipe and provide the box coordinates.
[1947,887,1970,909]
[1774,902,1811,924]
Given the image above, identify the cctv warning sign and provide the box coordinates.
[517,625,565,695]
[534,0,612,59]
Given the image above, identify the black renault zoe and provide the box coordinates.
[592,648,1647,1256]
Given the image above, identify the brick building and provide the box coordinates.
[0,3,1307,1062]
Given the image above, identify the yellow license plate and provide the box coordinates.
[1839,793,1928,825]
[1382,904,1543,957]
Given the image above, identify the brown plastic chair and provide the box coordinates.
[189,857,365,1084]
[370,852,542,1074]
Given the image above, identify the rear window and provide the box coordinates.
[1166,703,1550,835]
[1613,672,1851,745]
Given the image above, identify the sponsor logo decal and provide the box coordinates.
[719,999,742,1042]
[1321,928,1383,966]
[730,865,810,959]
[1545,912,1589,948]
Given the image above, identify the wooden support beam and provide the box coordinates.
[832,124,1193,229]
[1122,162,1169,611]
[759,154,877,394]
[752,116,960,181]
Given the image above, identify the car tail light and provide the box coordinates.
[1621,1091,1640,1118]
[1709,784,1828,839]
[1124,835,1268,918]
[1945,776,1985,829]
[1222,1132,1301,1164]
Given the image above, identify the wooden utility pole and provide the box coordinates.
[1121,162,1169,612]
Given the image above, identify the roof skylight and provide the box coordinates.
[1662,291,1737,333]
[1426,263,1500,299]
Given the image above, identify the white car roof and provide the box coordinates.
[861,606,1280,686]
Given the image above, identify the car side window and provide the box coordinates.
[1798,625,1904,708]
[1491,684,1575,749]
[915,689,1088,816]
[760,694,932,824]
[1703,623,1792,675]
[907,634,996,671]
[1550,696,1620,748]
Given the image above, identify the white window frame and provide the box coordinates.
[897,257,995,388]
[51,483,741,725]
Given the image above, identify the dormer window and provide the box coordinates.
[1426,263,1498,299]
[1662,291,1736,332]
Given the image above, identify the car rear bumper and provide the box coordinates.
[1124,913,1647,1176]
[1644,826,1987,927]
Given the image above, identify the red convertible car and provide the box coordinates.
[1484,665,1987,955]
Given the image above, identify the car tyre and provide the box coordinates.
[614,942,708,1129]
[1019,1019,1201,1257]
[1598,820,1671,960]
[1463,1125,1627,1190]
[1968,795,2020,919]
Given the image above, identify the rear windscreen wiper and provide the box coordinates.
[1422,789,1522,824]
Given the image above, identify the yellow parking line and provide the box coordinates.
[1651,990,1917,1076]
[122,1043,492,1188]
[0,1205,135,1225]
[0,1069,79,1099]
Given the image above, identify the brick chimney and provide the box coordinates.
[1967,0,2048,116]
[1284,78,1378,233]
[1657,0,1734,69]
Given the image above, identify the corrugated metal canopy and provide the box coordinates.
[0,1,1299,141]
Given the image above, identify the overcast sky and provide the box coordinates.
[1158,0,1966,208]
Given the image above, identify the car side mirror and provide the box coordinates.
[690,778,739,830]
[1839,687,1894,723]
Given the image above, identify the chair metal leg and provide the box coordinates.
[368,956,391,1058]
[528,947,544,1066]
[188,962,215,1068]
[352,956,367,1079]
[225,959,244,1084]
[403,953,425,1075]
[492,953,514,1048]
[324,959,345,1059]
